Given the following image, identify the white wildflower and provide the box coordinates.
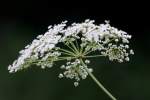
[85,59,90,64]
[74,82,79,87]
[58,73,64,78]
[8,19,134,87]
[125,57,130,61]
[130,49,134,55]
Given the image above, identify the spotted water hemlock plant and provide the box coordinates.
[8,19,134,100]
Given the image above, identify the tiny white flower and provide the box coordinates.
[88,68,93,73]
[125,45,129,48]
[122,38,129,43]
[58,73,64,78]
[85,60,90,64]
[125,57,130,61]
[115,39,119,42]
[130,49,134,55]
[60,65,65,69]
[41,66,46,69]
[74,82,79,87]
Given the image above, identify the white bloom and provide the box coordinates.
[85,59,90,64]
[115,39,119,42]
[8,19,134,86]
[74,82,79,87]
[58,73,64,78]
[125,57,130,61]
[59,59,90,82]
[130,49,134,55]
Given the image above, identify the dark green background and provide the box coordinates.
[0,7,150,100]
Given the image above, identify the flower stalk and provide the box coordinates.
[80,59,117,100]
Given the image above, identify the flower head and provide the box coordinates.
[8,19,134,86]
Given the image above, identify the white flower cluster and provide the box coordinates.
[59,59,92,86]
[8,23,66,73]
[8,19,134,86]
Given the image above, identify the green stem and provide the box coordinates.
[60,51,74,56]
[75,39,80,51]
[84,55,104,58]
[55,57,75,61]
[80,46,83,54]
[70,41,79,54]
[59,48,75,56]
[83,49,93,55]
[65,43,77,54]
[80,59,117,100]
